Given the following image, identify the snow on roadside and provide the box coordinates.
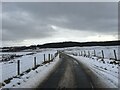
[1,54,60,89]
[0,50,57,83]
[69,55,119,88]
[65,46,119,60]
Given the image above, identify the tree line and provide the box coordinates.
[2,40,120,52]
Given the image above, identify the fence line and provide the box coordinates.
[1,51,58,83]
[70,49,119,61]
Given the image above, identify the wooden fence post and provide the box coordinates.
[51,54,53,60]
[44,54,45,62]
[94,50,96,56]
[48,54,50,62]
[34,57,36,68]
[81,51,82,56]
[88,51,90,58]
[84,51,86,57]
[17,60,20,75]
[113,50,117,60]
[101,50,104,59]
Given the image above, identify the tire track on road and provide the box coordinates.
[38,53,94,89]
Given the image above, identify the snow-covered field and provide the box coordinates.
[1,55,60,88]
[0,49,57,88]
[0,45,119,89]
[0,52,35,62]
[64,46,120,60]
[64,45,119,88]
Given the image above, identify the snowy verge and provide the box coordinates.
[1,55,60,89]
[0,50,57,82]
[68,54,119,88]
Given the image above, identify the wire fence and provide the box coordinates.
[0,51,58,83]
[66,48,119,61]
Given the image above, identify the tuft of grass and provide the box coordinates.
[42,61,50,64]
[42,59,54,64]
[110,61,119,65]
[26,76,29,79]
[25,69,31,73]
[36,71,38,73]
[4,78,12,84]
[112,66,114,68]
[12,85,15,87]
[17,82,20,85]
[104,68,107,70]
[20,73,24,76]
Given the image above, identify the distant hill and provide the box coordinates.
[2,40,120,52]
[37,40,120,48]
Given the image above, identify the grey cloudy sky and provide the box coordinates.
[1,2,118,46]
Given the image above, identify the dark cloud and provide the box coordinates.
[2,2,118,45]
[2,5,56,41]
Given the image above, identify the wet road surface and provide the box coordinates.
[38,53,94,89]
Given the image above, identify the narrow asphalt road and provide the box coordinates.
[38,53,94,89]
